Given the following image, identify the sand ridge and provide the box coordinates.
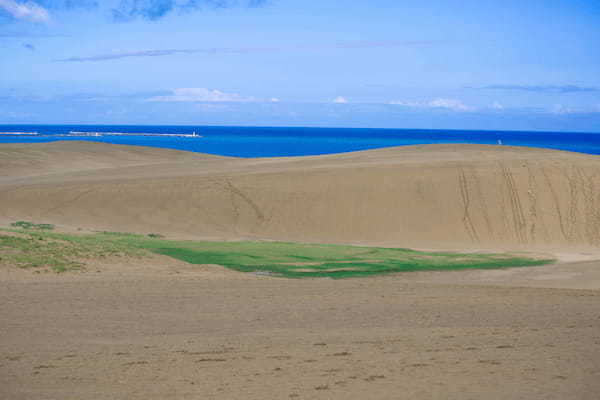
[0,140,228,181]
[1,141,599,250]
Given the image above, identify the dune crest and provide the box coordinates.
[1,141,599,249]
[0,141,226,179]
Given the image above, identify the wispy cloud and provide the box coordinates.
[428,98,473,111]
[1,1,256,24]
[0,0,50,22]
[333,96,348,104]
[55,40,444,62]
[389,98,474,111]
[550,105,571,114]
[0,0,97,23]
[148,87,272,103]
[480,84,599,94]
[0,32,67,37]
[548,104,592,115]
[55,47,269,62]
[111,0,267,22]
[37,1,97,10]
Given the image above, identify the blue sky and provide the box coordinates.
[1,0,599,131]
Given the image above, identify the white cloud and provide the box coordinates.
[269,97,280,103]
[388,100,420,107]
[333,96,348,104]
[0,0,49,22]
[491,101,504,110]
[389,98,474,112]
[427,98,473,111]
[149,88,255,103]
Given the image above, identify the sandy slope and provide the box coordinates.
[0,140,226,179]
[1,141,599,250]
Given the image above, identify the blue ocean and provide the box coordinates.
[0,125,599,157]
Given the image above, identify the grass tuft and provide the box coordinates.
[10,221,54,230]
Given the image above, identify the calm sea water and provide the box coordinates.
[0,125,599,157]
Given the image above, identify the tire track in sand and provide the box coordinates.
[499,164,527,244]
[458,167,479,242]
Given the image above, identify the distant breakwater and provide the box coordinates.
[64,131,201,138]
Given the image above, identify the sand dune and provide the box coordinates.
[1,141,599,250]
[0,140,226,179]
[2,141,600,400]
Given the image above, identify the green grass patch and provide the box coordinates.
[1,227,553,277]
[10,221,54,230]
[0,229,145,272]
[147,241,552,278]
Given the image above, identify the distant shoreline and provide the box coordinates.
[65,131,201,138]
[0,131,202,138]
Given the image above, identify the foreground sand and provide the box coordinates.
[1,141,599,399]
[1,257,599,400]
